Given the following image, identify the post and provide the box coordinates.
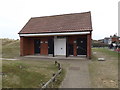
[87,33,92,59]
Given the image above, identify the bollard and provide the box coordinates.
[41,68,62,88]
[52,73,55,76]
[58,63,61,70]
[55,61,57,65]
[52,73,56,82]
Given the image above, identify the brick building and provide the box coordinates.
[18,11,93,59]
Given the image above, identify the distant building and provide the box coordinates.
[98,39,104,43]
[110,35,120,43]
[108,34,120,49]
[102,35,120,45]
[103,37,110,44]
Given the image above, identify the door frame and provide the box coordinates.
[77,37,87,55]
[54,36,66,56]
[34,39,40,54]
[68,43,74,56]
[48,38,54,56]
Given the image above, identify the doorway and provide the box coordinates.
[68,44,73,55]
[77,37,87,55]
[34,39,40,54]
[54,38,66,56]
[48,38,54,55]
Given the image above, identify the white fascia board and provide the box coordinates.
[19,31,90,37]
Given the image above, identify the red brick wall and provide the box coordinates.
[73,44,77,56]
[67,34,91,59]
[20,37,24,56]
[20,37,34,56]
[20,35,91,58]
[68,36,77,56]
[68,35,88,57]
[28,39,34,55]
[20,36,54,56]
[87,34,91,59]
[20,37,28,56]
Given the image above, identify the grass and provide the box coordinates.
[47,69,66,88]
[2,38,65,88]
[2,60,63,88]
[89,48,118,88]
[92,48,119,58]
[2,38,20,58]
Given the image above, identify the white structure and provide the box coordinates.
[54,37,66,56]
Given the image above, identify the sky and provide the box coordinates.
[0,0,119,40]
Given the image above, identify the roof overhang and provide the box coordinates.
[19,31,91,37]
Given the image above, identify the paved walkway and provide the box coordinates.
[60,60,91,88]
[0,58,19,60]
[24,55,86,60]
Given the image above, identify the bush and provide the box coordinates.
[92,42,109,48]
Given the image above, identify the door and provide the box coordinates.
[77,37,87,55]
[68,44,73,55]
[48,39,54,54]
[54,38,66,56]
[34,39,40,54]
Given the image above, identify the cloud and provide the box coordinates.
[0,0,119,39]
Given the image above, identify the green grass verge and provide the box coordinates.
[2,60,63,88]
[2,38,66,88]
[89,48,118,88]
[92,48,119,58]
[2,39,20,58]
[49,69,65,88]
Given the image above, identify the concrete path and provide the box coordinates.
[0,58,19,60]
[24,55,86,60]
[60,60,91,88]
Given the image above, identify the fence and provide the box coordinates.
[41,61,62,89]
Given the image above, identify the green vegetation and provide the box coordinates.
[2,38,65,88]
[53,69,65,88]
[92,40,109,47]
[47,69,65,88]
[89,48,118,88]
[0,39,2,54]
[91,54,97,61]
[92,48,119,58]
[2,38,20,58]
[2,60,65,88]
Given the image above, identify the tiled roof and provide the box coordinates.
[18,11,93,34]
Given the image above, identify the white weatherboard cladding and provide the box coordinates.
[54,38,66,56]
